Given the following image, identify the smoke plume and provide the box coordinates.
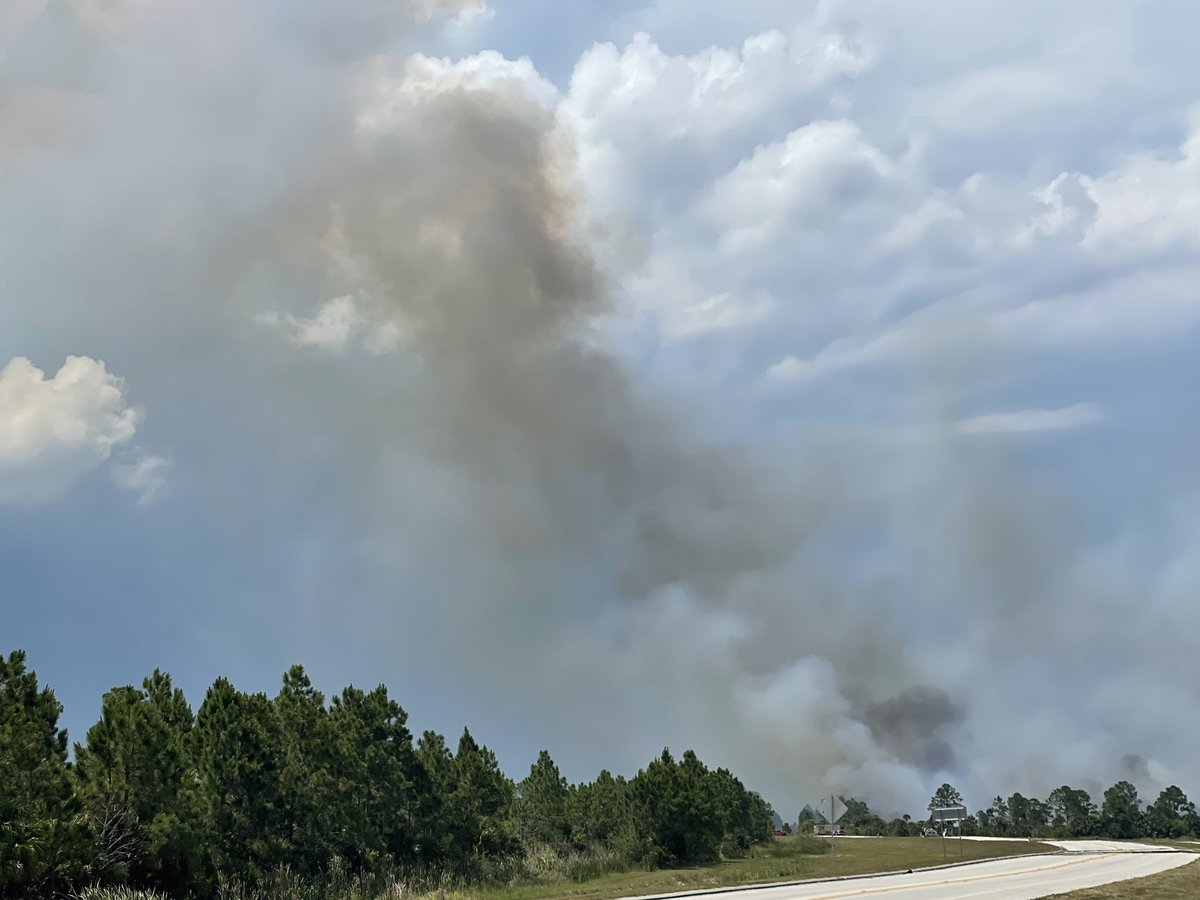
[3,0,1197,818]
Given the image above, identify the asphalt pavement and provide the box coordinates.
[621,841,1195,900]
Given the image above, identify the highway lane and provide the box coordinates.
[621,844,1195,900]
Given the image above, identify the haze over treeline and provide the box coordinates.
[2,0,1199,828]
[3,650,1198,898]
[796,782,1199,843]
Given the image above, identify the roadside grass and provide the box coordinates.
[442,836,1057,900]
[70,837,1061,900]
[1042,855,1200,899]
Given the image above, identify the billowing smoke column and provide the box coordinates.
[2,0,1197,817]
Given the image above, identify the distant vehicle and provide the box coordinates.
[834,827,846,836]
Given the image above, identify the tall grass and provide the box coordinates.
[72,843,642,900]
[518,842,639,884]
[75,888,174,900]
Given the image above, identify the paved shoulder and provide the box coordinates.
[621,845,1195,900]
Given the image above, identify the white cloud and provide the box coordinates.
[699,119,895,255]
[257,296,406,355]
[906,31,1124,137]
[1086,108,1200,251]
[1013,108,1200,254]
[767,330,905,383]
[0,355,142,506]
[565,29,870,147]
[957,403,1105,435]
[279,296,363,351]
[551,12,1200,373]
[560,28,873,228]
[110,451,170,506]
[993,265,1200,347]
[444,2,493,29]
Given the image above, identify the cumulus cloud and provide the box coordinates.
[0,356,141,505]
[1085,108,1200,251]
[700,119,895,255]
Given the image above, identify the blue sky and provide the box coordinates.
[2,0,1198,816]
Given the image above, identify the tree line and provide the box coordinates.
[0,650,774,898]
[794,781,1198,840]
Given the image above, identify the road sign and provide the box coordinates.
[830,796,846,824]
[930,805,967,823]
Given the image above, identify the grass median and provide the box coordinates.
[444,835,1057,900]
[1042,855,1200,899]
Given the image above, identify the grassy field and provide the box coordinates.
[1043,856,1200,899]
[441,836,1057,900]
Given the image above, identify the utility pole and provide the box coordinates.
[821,795,837,873]
[831,794,836,873]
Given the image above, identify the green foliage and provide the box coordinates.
[194,679,290,882]
[1144,785,1195,839]
[517,751,570,848]
[16,643,1200,900]
[795,804,823,831]
[566,769,633,851]
[449,729,519,863]
[0,650,90,896]
[1100,780,1142,839]
[708,770,771,856]
[1047,786,1098,837]
[927,783,963,812]
[970,780,1184,841]
[838,797,886,835]
[75,671,200,893]
[326,684,418,871]
[271,667,336,876]
[628,748,720,865]
[1005,792,1050,837]
[886,816,914,836]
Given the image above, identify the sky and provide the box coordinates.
[2,0,1199,819]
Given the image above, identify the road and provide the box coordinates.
[623,842,1195,900]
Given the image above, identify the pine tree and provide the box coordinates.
[0,650,89,896]
[193,678,285,883]
[518,750,570,847]
[413,730,459,869]
[567,769,632,849]
[451,729,517,862]
[327,683,418,871]
[74,670,199,892]
[629,748,722,866]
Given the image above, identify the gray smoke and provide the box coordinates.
[2,0,1197,818]
[864,687,966,774]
